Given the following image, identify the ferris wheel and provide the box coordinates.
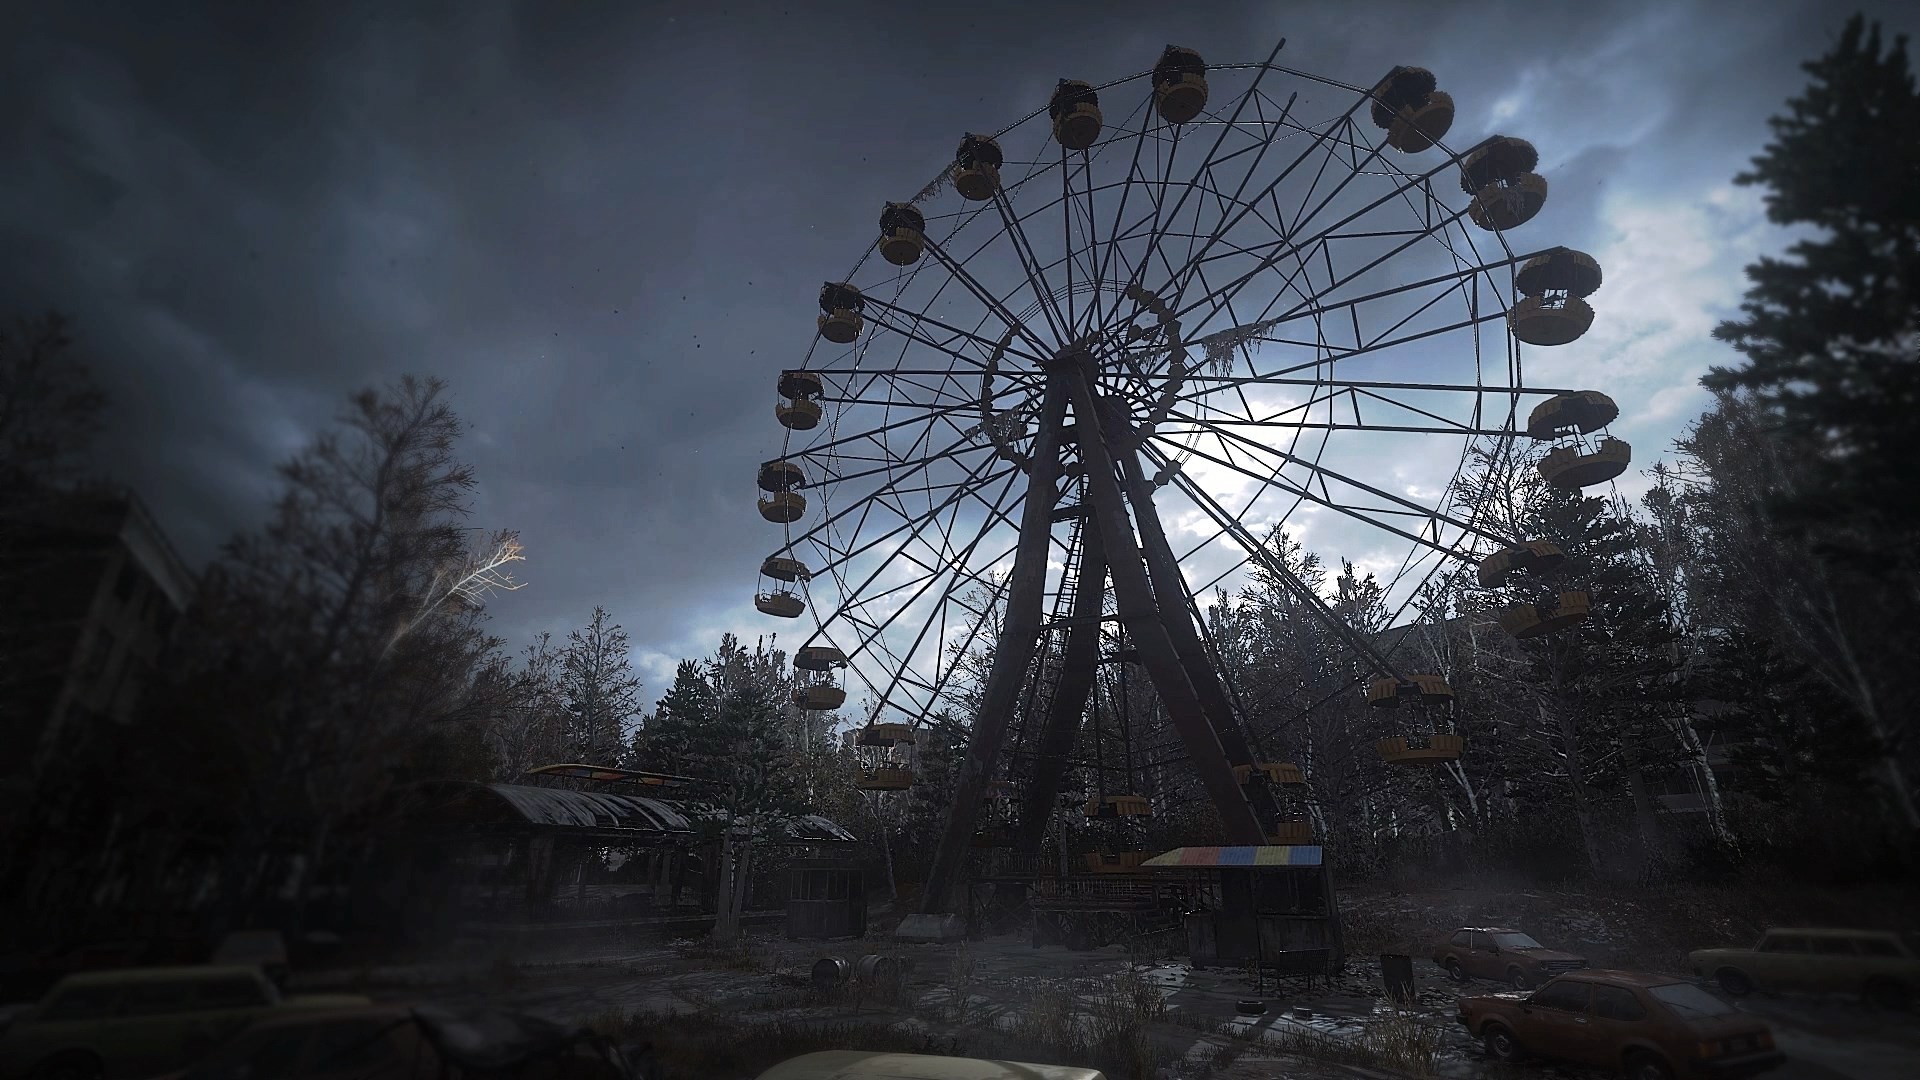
[751,43,1627,912]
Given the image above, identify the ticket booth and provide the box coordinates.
[1144,845,1343,976]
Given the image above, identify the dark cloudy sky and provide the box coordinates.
[4,0,1913,701]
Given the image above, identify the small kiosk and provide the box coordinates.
[784,859,867,940]
[1144,845,1344,976]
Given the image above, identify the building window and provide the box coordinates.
[114,560,143,605]
[81,629,117,682]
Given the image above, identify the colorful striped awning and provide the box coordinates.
[1142,845,1324,868]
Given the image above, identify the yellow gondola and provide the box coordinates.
[1151,46,1208,124]
[953,134,1003,201]
[1369,66,1454,153]
[1049,80,1103,150]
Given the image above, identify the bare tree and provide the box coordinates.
[485,633,570,779]
[383,529,525,660]
[157,375,524,930]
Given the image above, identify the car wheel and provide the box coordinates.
[1445,959,1465,983]
[1483,1022,1524,1062]
[1715,967,1753,997]
[1507,967,1532,991]
[1623,1050,1673,1080]
[1863,977,1911,1011]
[30,1052,104,1080]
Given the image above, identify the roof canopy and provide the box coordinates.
[523,763,702,788]
[399,782,855,844]
[1143,845,1324,868]
[395,781,691,840]
[485,783,692,834]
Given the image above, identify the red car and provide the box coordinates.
[1457,970,1784,1080]
[1432,926,1587,989]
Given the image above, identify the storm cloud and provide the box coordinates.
[3,0,1912,696]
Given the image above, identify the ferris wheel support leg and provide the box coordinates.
[1112,436,1249,764]
[918,376,1069,917]
[1015,521,1108,853]
[1062,359,1267,847]
[1113,436,1283,827]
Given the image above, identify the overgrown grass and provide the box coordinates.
[670,935,766,973]
[1169,1005,1444,1078]
[957,970,1165,1080]
[594,964,1452,1080]
[944,943,977,1023]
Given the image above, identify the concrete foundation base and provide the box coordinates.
[893,913,967,943]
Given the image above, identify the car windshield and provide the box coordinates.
[1648,983,1737,1017]
[1493,933,1543,949]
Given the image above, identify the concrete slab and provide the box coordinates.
[894,914,966,943]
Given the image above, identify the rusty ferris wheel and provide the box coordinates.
[750,41,1628,914]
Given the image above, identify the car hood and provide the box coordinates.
[1507,948,1584,964]
[1683,1015,1770,1040]
[283,993,374,1009]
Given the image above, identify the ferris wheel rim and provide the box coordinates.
[760,47,1593,727]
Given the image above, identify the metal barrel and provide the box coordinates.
[855,954,899,985]
[811,956,850,991]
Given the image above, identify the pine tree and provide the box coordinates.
[1445,447,1682,875]
[1706,14,1920,582]
[629,659,713,770]
[558,607,643,763]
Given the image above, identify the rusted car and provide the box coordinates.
[158,1003,640,1079]
[1689,927,1918,1008]
[1457,970,1784,1080]
[1432,926,1587,989]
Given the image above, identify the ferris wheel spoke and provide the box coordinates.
[1151,95,1370,317]
[1144,429,1504,558]
[1081,144,1157,341]
[1286,116,1369,248]
[987,187,1071,344]
[1174,247,1555,405]
[811,472,1023,664]
[1107,39,1292,326]
[778,428,1010,562]
[805,424,1027,580]
[1169,144,1476,330]
[859,297,1052,369]
[919,237,1053,357]
[818,384,986,411]
[1173,88,1307,313]
[801,467,1019,578]
[1175,374,1574,396]
[778,398,982,464]
[1151,455,1402,676]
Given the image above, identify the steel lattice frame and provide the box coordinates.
[754,42,1607,914]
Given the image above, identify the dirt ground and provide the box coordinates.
[293,885,1920,1080]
